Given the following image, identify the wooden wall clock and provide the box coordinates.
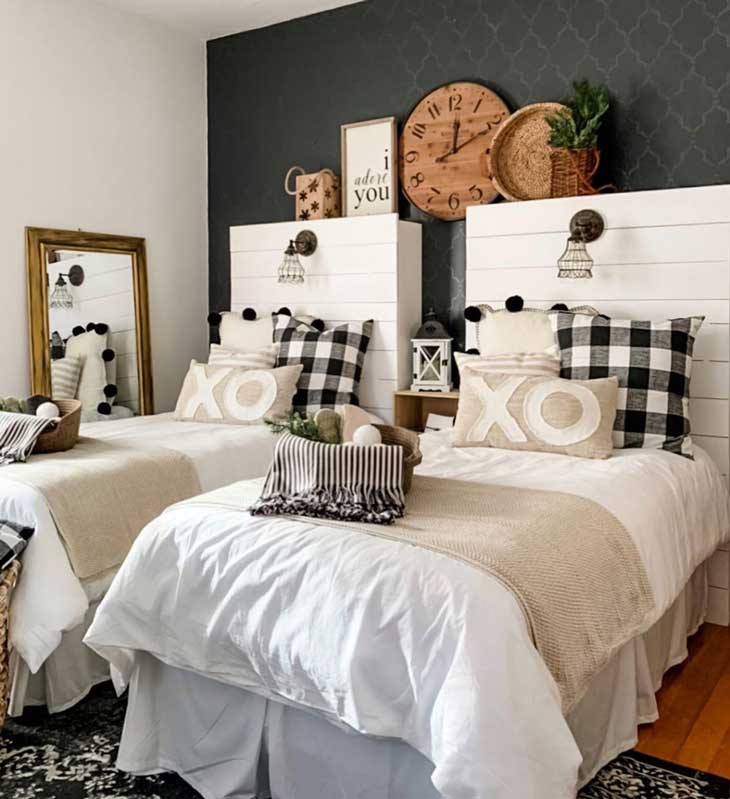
[399,81,510,221]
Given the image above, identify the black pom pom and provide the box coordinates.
[311,318,325,332]
[26,394,52,414]
[242,307,257,321]
[86,322,96,332]
[464,306,482,323]
[466,348,480,355]
[505,295,524,313]
[94,322,109,335]
[97,402,112,415]
[102,348,115,362]
[72,325,85,336]
[550,303,569,311]
[103,384,118,398]
[207,312,222,327]
[276,306,292,317]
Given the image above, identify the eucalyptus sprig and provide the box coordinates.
[266,410,323,441]
[545,80,610,150]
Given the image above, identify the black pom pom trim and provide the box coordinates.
[505,295,524,313]
[103,384,118,398]
[207,312,222,327]
[465,348,480,355]
[86,322,96,332]
[72,325,85,336]
[550,303,569,312]
[94,322,109,335]
[464,306,482,323]
[102,348,115,362]
[311,319,325,332]
[97,402,112,415]
[242,307,257,321]
[276,306,292,317]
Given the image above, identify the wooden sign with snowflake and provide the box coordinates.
[285,167,341,221]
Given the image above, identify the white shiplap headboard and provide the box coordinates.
[466,185,730,479]
[229,213,422,422]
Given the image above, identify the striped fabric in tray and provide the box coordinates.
[250,432,405,525]
[0,412,53,465]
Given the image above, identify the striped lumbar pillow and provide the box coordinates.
[208,343,278,369]
[51,356,82,399]
[455,349,561,377]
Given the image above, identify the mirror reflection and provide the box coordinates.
[46,249,139,420]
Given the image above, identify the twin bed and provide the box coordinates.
[7,186,730,798]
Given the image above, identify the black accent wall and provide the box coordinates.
[208,0,730,346]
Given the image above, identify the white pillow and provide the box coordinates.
[468,301,600,356]
[219,312,275,352]
[454,349,561,377]
[76,353,108,411]
[66,327,116,411]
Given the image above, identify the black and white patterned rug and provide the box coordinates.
[2,684,729,798]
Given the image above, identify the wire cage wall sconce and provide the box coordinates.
[557,209,604,279]
[49,263,85,309]
[278,230,318,285]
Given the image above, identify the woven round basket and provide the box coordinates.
[374,424,422,494]
[34,399,82,454]
[489,102,568,201]
[0,560,21,731]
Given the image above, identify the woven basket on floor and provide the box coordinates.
[34,399,81,454]
[0,560,21,731]
[374,424,422,494]
[549,147,600,197]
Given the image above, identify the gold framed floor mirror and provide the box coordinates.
[26,227,154,417]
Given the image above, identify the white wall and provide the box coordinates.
[0,0,208,411]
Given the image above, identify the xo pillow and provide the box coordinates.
[174,361,302,425]
[453,369,619,459]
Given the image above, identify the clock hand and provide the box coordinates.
[435,118,461,163]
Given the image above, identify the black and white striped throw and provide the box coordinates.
[0,412,53,465]
[0,519,34,572]
[250,433,405,525]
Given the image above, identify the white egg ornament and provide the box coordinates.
[36,401,60,420]
[352,424,382,446]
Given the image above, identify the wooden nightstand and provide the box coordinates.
[393,390,459,433]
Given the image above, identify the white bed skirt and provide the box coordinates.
[8,599,109,716]
[116,563,708,799]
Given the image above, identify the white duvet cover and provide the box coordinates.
[85,433,729,799]
[2,413,279,674]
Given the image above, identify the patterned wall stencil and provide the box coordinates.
[208,0,730,347]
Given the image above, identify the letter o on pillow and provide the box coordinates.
[222,371,277,422]
[523,380,601,446]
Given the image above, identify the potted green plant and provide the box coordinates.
[544,80,610,197]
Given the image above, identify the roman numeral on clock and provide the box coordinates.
[427,103,441,119]
[412,122,427,139]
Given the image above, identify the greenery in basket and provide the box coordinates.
[545,80,610,150]
[0,397,26,414]
[266,410,323,441]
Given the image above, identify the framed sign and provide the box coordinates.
[341,116,397,217]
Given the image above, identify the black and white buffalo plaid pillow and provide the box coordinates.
[274,315,373,413]
[551,314,704,457]
[1,519,34,573]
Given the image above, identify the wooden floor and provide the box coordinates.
[636,622,730,777]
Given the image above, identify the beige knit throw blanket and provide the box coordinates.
[1,437,201,581]
[186,474,655,713]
